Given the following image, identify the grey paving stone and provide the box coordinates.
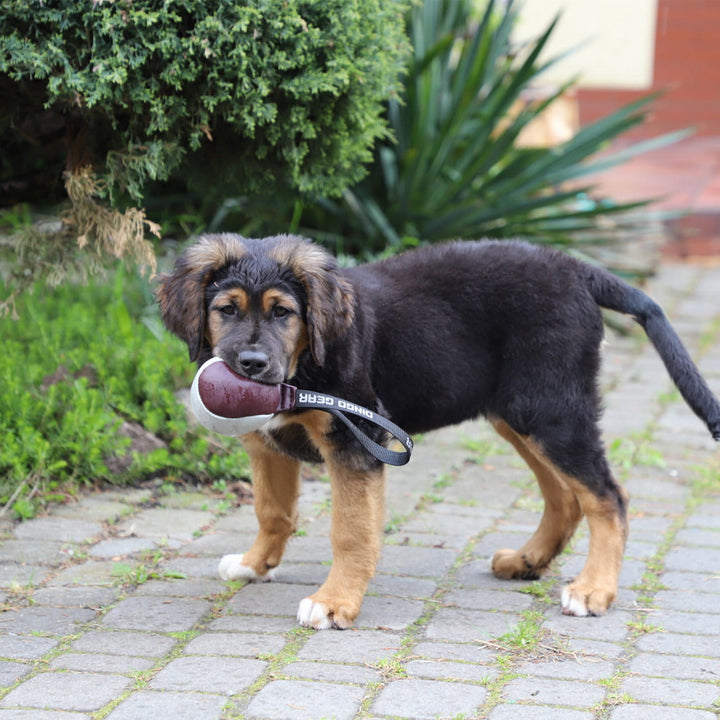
[209,614,298,634]
[32,585,119,608]
[608,705,717,720]
[653,589,720,613]
[45,560,117,587]
[297,629,399,664]
[372,678,487,719]
[283,661,379,684]
[636,631,720,658]
[376,545,457,577]
[159,490,218,510]
[660,570,720,593]
[184,631,286,657]
[405,658,499,682]
[49,653,155,674]
[227,582,304,617]
[543,610,633,643]
[105,691,226,720]
[385,531,471,549]
[651,610,720,635]
[413,641,497,664]
[70,630,176,657]
[101,595,211,632]
[674,527,720,546]
[490,706,593,720]
[517,658,616,681]
[213,508,262,534]
[628,653,720,682]
[246,679,364,720]
[455,560,535,590]
[425,608,521,643]
[53,496,132,523]
[621,675,719,706]
[0,661,31,686]
[664,547,720,573]
[0,606,96,635]
[400,506,493,538]
[624,476,690,500]
[623,540,659,560]
[150,656,266,694]
[564,637,626,661]
[687,512,720,530]
[116,507,215,542]
[0,712,90,720]
[424,499,504,520]
[0,672,131,711]
[356,595,425,630]
[0,564,51,588]
[162,556,221,579]
[445,587,535,612]
[501,677,606,708]
[271,562,332,586]
[628,515,675,541]
[88,537,158,558]
[0,540,67,564]
[131,576,227,599]
[0,634,59,660]
[182,531,257,557]
[368,574,437,598]
[281,536,332,563]
[13,518,102,544]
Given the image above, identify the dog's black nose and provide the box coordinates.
[238,350,269,377]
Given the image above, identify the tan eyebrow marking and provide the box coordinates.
[212,288,249,313]
[261,289,299,315]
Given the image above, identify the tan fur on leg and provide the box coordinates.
[219,433,301,581]
[295,412,386,629]
[490,419,584,579]
[298,463,386,629]
[560,482,629,616]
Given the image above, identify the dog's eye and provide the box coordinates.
[217,304,236,316]
[272,305,290,319]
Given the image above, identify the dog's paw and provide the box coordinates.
[297,598,333,630]
[561,583,613,617]
[218,554,277,582]
[297,597,355,630]
[491,548,543,580]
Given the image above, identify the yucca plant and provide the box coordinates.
[298,0,688,266]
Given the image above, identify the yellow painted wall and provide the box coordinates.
[513,0,658,90]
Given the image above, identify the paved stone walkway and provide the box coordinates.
[1,260,719,720]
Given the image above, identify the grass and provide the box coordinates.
[0,265,250,518]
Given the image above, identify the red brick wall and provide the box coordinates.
[577,0,720,137]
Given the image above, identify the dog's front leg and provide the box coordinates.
[218,433,301,582]
[297,463,386,630]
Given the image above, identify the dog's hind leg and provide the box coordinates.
[558,477,629,616]
[490,418,584,580]
[218,433,301,582]
[492,415,629,616]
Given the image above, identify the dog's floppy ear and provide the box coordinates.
[267,235,356,366]
[155,234,246,362]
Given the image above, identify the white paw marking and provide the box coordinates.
[561,586,590,617]
[297,598,333,630]
[218,554,277,582]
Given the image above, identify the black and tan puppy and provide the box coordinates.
[157,233,720,629]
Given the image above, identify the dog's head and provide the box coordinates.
[156,234,356,382]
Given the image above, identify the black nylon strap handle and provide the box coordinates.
[293,391,413,466]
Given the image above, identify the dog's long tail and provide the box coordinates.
[586,266,720,441]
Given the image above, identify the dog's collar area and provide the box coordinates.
[193,357,413,466]
[292,389,413,466]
